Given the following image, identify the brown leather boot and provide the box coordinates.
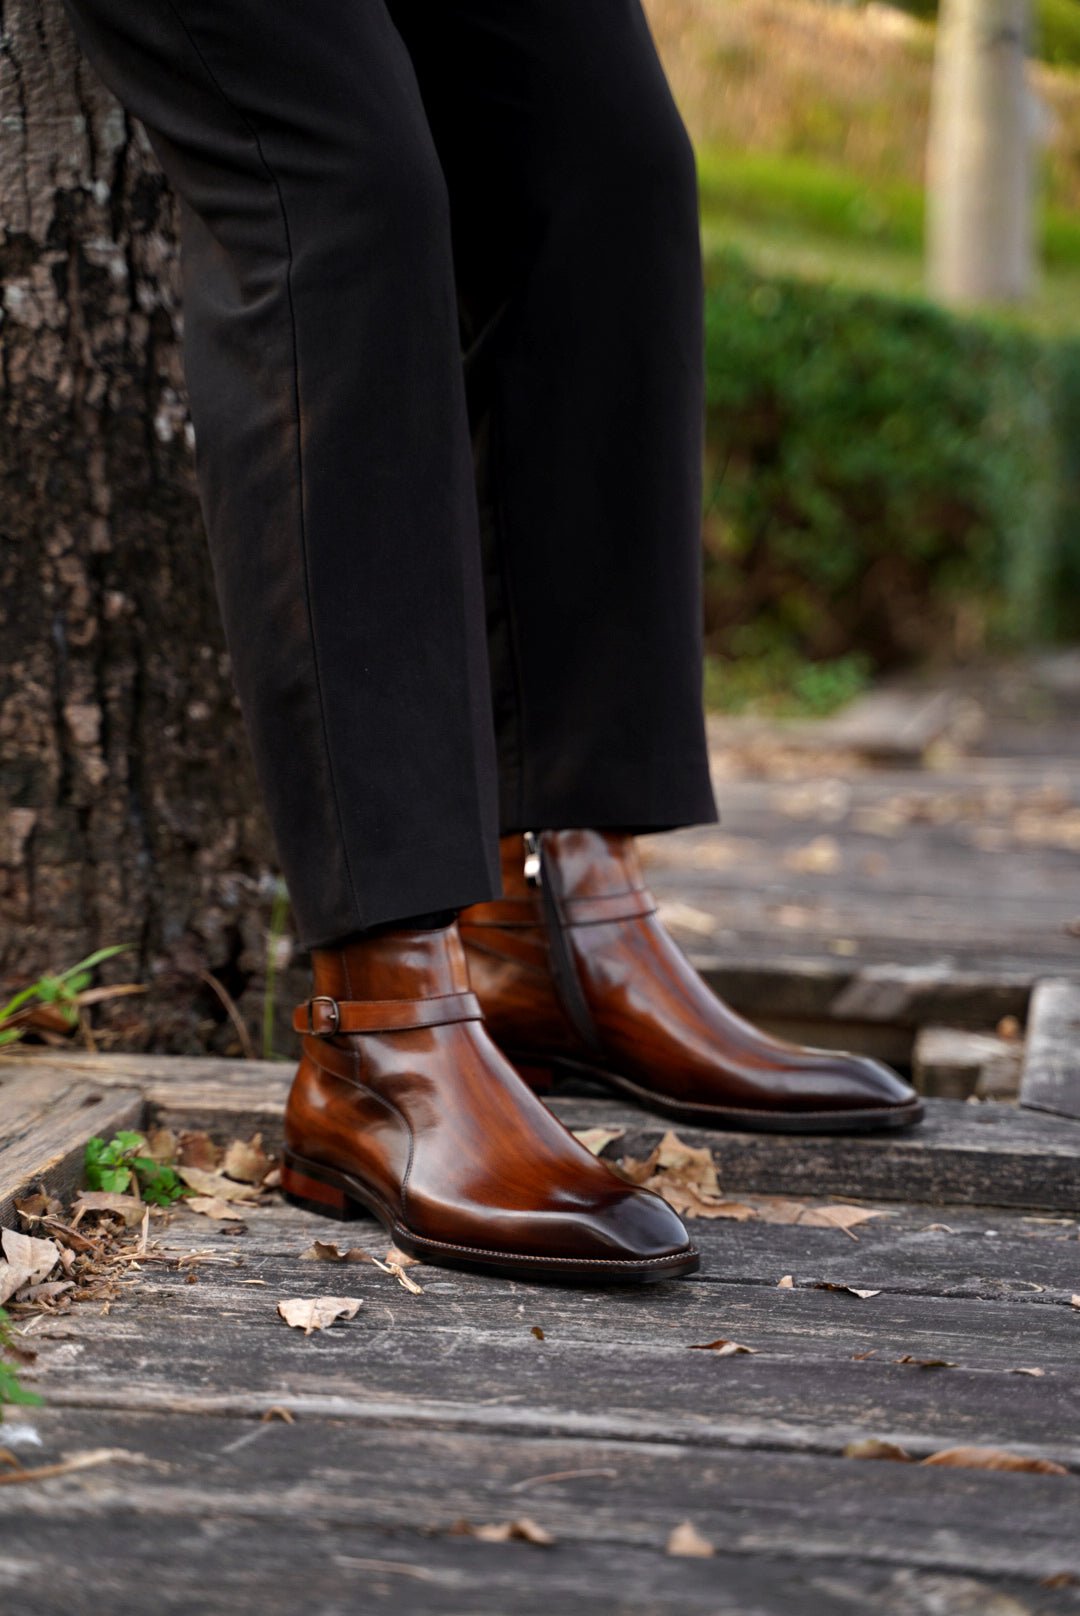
[459,831,924,1134]
[280,920,699,1282]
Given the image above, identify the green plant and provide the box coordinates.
[0,944,133,1048]
[0,1306,42,1413]
[84,1131,188,1207]
[701,248,1070,670]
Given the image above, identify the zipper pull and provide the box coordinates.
[523,830,542,888]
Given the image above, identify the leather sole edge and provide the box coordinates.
[280,1148,701,1285]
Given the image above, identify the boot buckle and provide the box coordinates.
[306,995,340,1036]
[523,830,542,888]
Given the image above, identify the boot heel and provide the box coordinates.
[281,1151,362,1221]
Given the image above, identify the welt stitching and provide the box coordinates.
[160,0,364,930]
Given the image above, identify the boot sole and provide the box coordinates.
[510,1054,926,1135]
[280,1147,700,1285]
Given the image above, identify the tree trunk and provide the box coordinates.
[0,1,303,1056]
[926,0,1037,306]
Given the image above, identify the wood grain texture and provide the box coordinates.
[1021,978,1080,1122]
[0,1064,143,1224]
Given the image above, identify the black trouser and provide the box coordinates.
[58,0,718,949]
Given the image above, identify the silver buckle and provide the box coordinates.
[307,995,340,1036]
[523,830,542,888]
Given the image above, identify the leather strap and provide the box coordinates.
[461,889,656,928]
[293,991,482,1037]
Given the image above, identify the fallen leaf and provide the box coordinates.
[451,1518,555,1546]
[17,1280,74,1305]
[797,1205,890,1239]
[177,1166,261,1202]
[784,835,841,874]
[1071,1295,1080,1309]
[1041,1572,1080,1589]
[815,1283,881,1300]
[666,1521,715,1558]
[301,1240,376,1264]
[381,1260,424,1295]
[572,1128,625,1156]
[688,1338,756,1356]
[922,1446,1067,1475]
[185,1196,248,1221]
[531,1326,545,1341]
[777,1274,794,1289]
[895,1355,957,1369]
[261,1407,296,1424]
[277,1297,362,1335]
[144,1127,178,1163]
[0,1230,60,1304]
[843,1439,913,1462]
[221,1134,272,1185]
[384,1246,418,1268]
[72,1192,148,1228]
[176,1131,221,1170]
[1010,1367,1046,1377]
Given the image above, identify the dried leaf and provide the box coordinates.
[895,1355,957,1369]
[143,1127,178,1164]
[277,1296,362,1335]
[301,1240,375,1264]
[797,1205,889,1238]
[844,1438,913,1462]
[815,1283,881,1300]
[572,1128,625,1156]
[688,1338,756,1356]
[666,1521,715,1558]
[1009,1367,1045,1378]
[177,1166,261,1202]
[221,1134,272,1185]
[176,1131,221,1170]
[0,1230,60,1304]
[922,1446,1067,1475]
[261,1407,296,1424]
[384,1246,418,1268]
[451,1518,555,1546]
[784,836,841,874]
[777,1274,794,1289]
[72,1192,147,1228]
[189,1195,250,1215]
[1071,1295,1080,1309]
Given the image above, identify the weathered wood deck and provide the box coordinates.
[2,1051,1080,1615]
[4,660,1080,1612]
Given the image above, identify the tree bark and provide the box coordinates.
[926,0,1037,305]
[0,1,302,1055]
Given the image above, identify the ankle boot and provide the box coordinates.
[281,920,699,1282]
[459,832,924,1134]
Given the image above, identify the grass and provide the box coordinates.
[698,145,1080,335]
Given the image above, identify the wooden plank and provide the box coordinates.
[20,1210,1080,1464]
[170,1193,1080,1309]
[6,1052,1080,1211]
[2,1410,1078,1585]
[913,1025,1023,1100]
[0,1064,143,1225]
[1021,978,1080,1122]
[2,1510,1067,1616]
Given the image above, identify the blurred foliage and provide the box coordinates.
[886,0,1080,67]
[701,249,1080,681]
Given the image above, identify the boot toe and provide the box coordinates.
[819,1052,921,1114]
[578,1183,698,1266]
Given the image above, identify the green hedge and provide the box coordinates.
[702,250,1080,672]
